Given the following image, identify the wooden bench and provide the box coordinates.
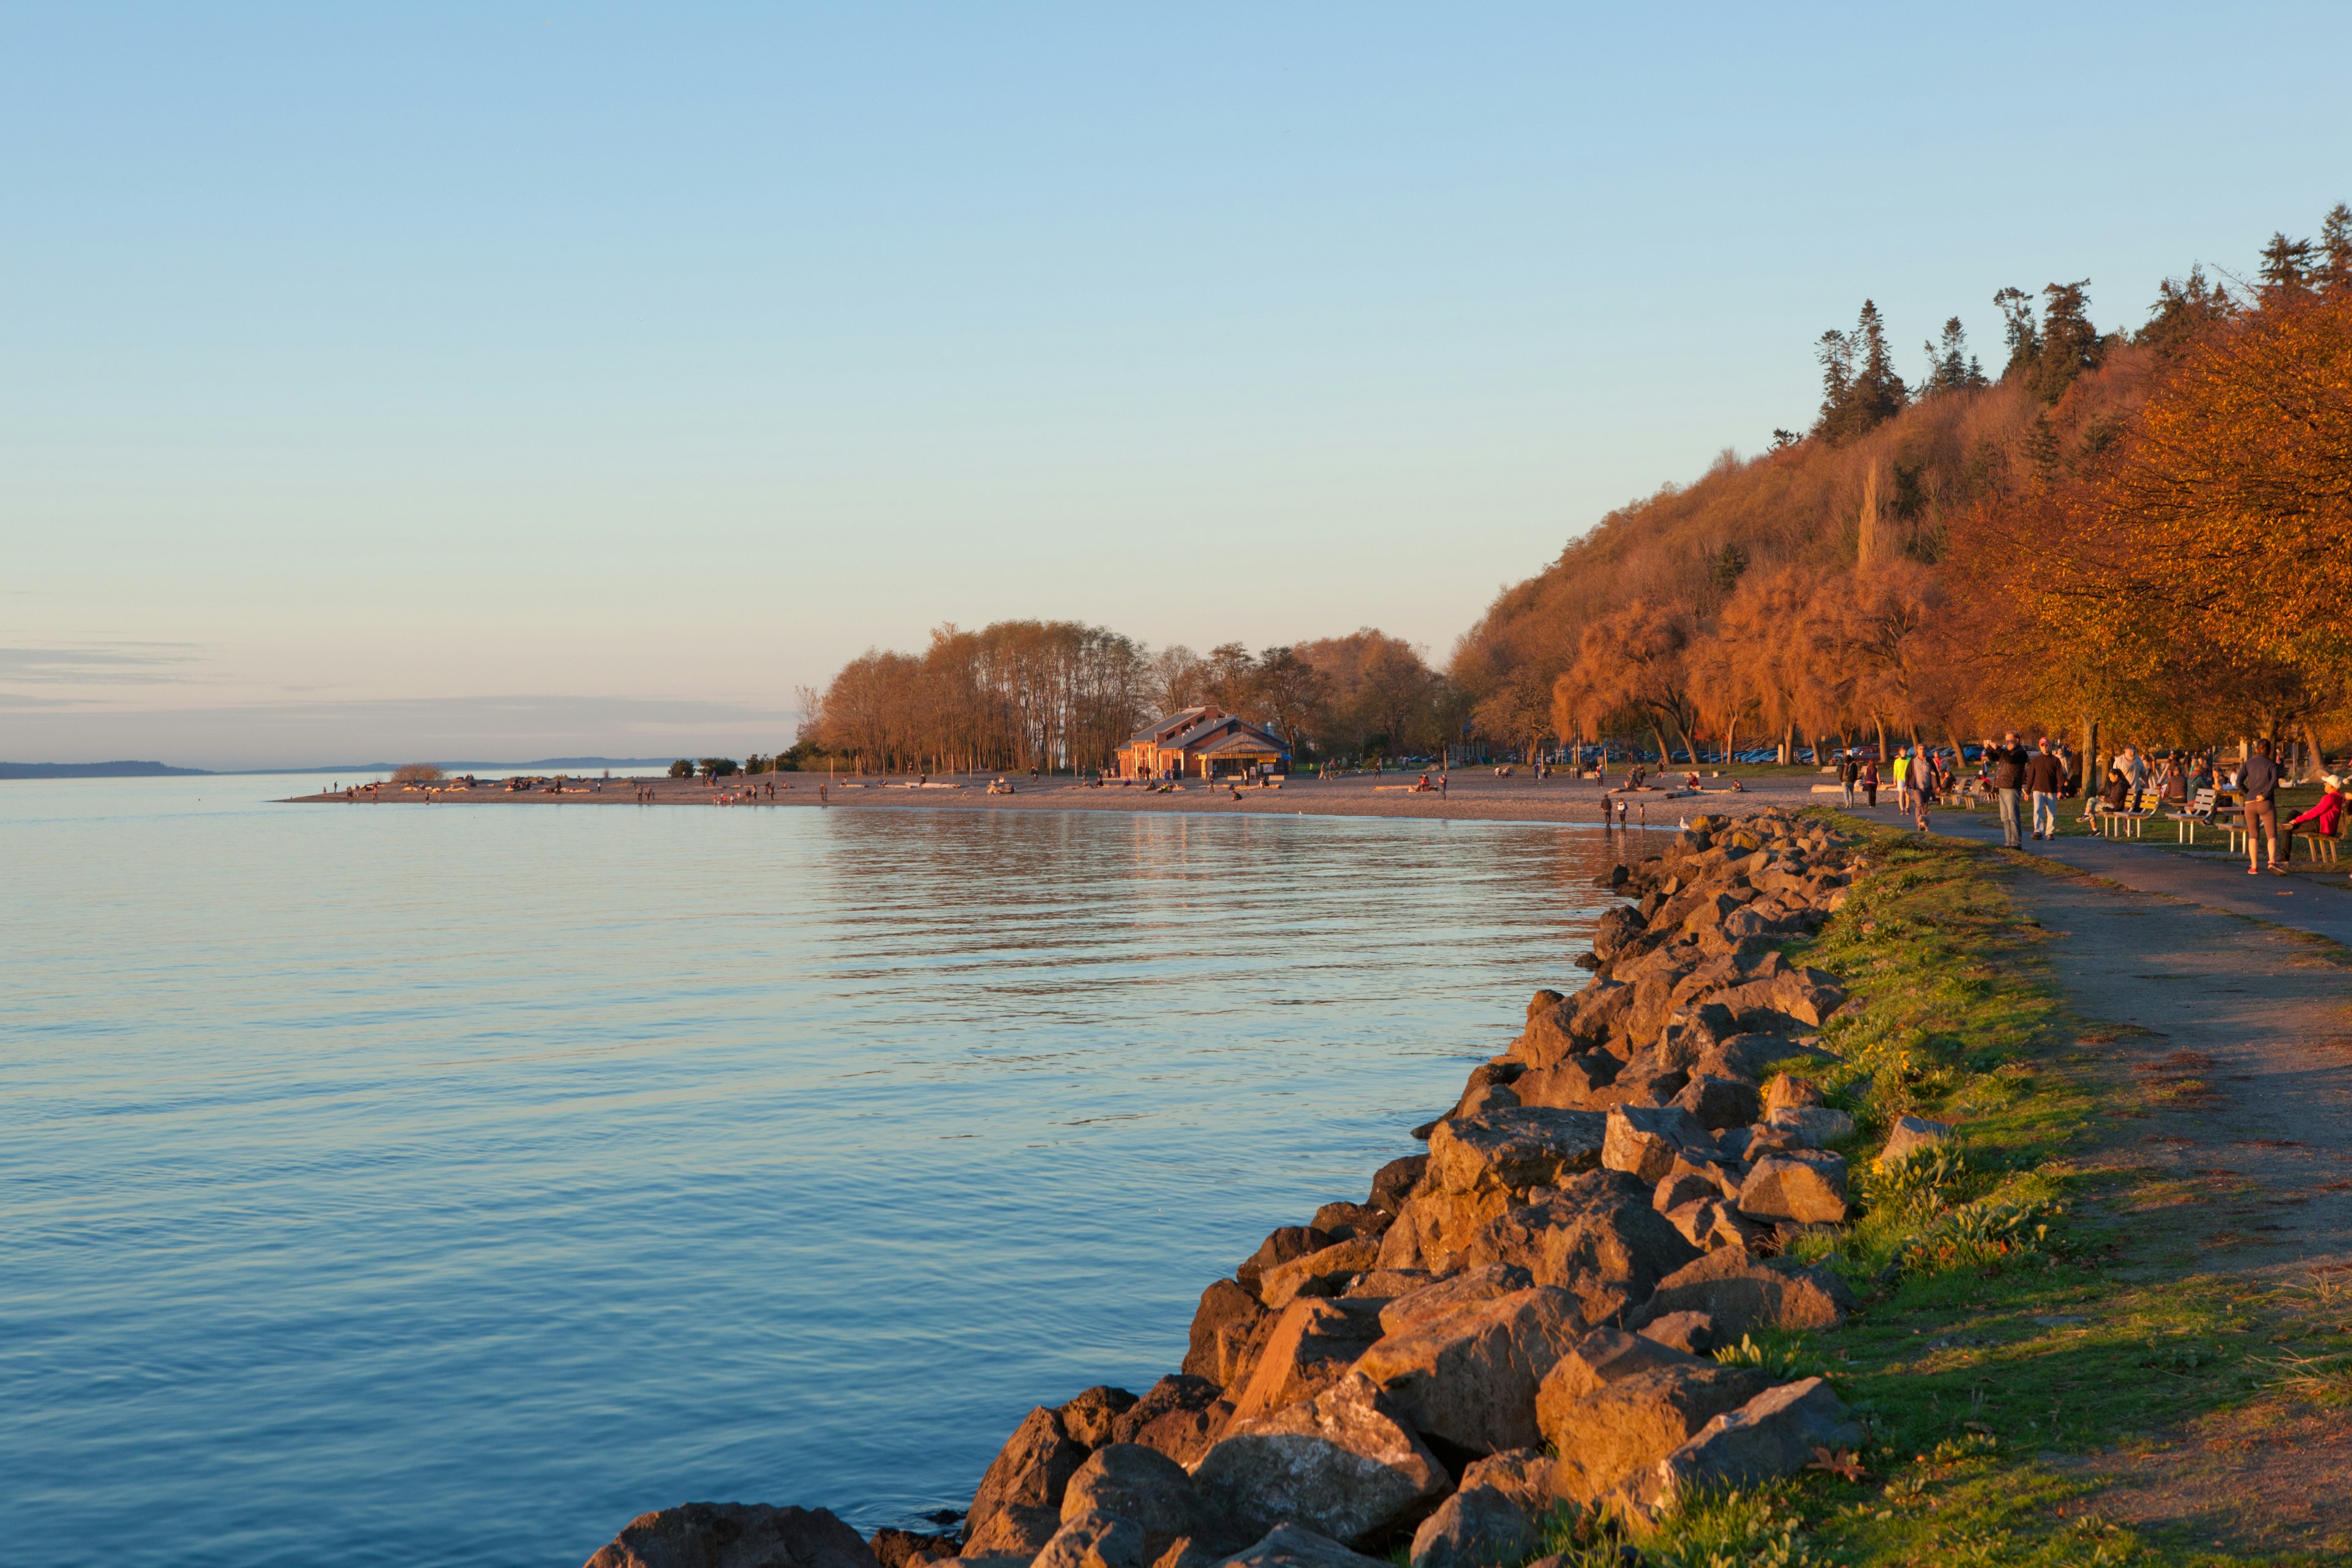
[2091,796,2162,837]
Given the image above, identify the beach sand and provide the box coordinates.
[287,768,1841,826]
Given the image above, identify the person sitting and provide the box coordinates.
[2101,765,2130,810]
[2285,775,2345,858]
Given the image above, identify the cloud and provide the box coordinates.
[0,642,203,684]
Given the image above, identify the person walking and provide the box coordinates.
[1988,731,2029,849]
[2024,737,2064,840]
[2239,738,2285,875]
[1862,757,1880,808]
[2118,746,2148,812]
[1891,747,1912,814]
[1839,750,1858,807]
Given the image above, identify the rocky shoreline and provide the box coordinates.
[586,806,1931,1568]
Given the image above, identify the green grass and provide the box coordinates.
[1520,818,2352,1565]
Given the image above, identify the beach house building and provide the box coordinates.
[1117,707,1291,780]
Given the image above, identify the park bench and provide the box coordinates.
[2162,786,2218,844]
[2090,794,2161,838]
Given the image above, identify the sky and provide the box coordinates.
[6,4,2350,769]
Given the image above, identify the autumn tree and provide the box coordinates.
[1552,601,1698,766]
[1920,317,1987,397]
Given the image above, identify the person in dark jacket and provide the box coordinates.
[1987,732,2030,848]
[2023,737,2065,840]
[2239,739,2284,875]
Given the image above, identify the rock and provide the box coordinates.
[1429,1108,1608,1195]
[1343,1268,1434,1298]
[1563,982,1635,1047]
[873,1529,960,1568]
[1525,988,1568,1021]
[1378,1262,1534,1332]
[1310,1202,1390,1242]
[586,1504,876,1568]
[1763,1106,1854,1148]
[1764,1073,1825,1117]
[1517,1000,1587,1070]
[1374,1185,1514,1275]
[1661,1199,1765,1255]
[1209,1525,1392,1568]
[968,1407,1086,1548]
[1597,1066,1688,1112]
[1061,1446,1205,1557]
[1695,1033,1807,1084]
[1110,1376,1229,1467]
[1629,1249,1853,1336]
[1035,1511,1149,1568]
[1454,1080,1522,1120]
[1150,1542,1226,1568]
[1589,905,1643,960]
[1259,1238,1384,1310]
[1536,1362,1770,1503]
[1190,1376,1450,1549]
[1468,1170,1700,1325]
[1646,1378,1865,1509]
[1879,1115,1957,1166]
[1183,1280,1268,1385]
[1714,1126,1754,1161]
[1533,1326,1706,1417]
[1512,1054,1621,1110]
[962,1505,1061,1557]
[1635,1311,1716,1355]
[1354,1286,1585,1454]
[1407,1487,1537,1568]
[1368,1155,1430,1216]
[1672,1074,1762,1131]
[1666,1149,1746,1202]
[1227,1297,1388,1421]
[1239,1227,1332,1295]
[1652,1171,1721,1214]
[1602,1104,1709,1184]
[1738,1151,1850,1224]
[1059,1386,1141,1449]
[1456,1448,1567,1513]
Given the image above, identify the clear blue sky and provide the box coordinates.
[6,3,2348,767]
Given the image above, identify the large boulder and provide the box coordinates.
[1536,1362,1770,1504]
[870,1529,958,1568]
[1110,1376,1229,1467]
[1374,1186,1513,1275]
[1762,1107,1855,1149]
[1190,1376,1450,1550]
[1060,1445,1207,1559]
[1183,1280,1267,1385]
[1660,1198,1765,1255]
[1636,1311,1716,1355]
[1406,1487,1537,1568]
[1533,1327,1707,1418]
[1033,1511,1147,1568]
[1259,1237,1383,1310]
[1672,1074,1762,1131]
[1762,1074,1825,1114]
[1210,1525,1392,1568]
[1058,1387,1140,1449]
[1511,1054,1621,1111]
[1428,1109,1608,1196]
[1602,1105,1709,1184]
[960,1506,1059,1558]
[1628,1250,1853,1336]
[1879,1115,1957,1166]
[1352,1286,1585,1454]
[967,1408,1085,1550]
[1239,1228,1332,1296]
[1643,1378,1865,1511]
[1227,1297,1388,1421]
[1368,1155,1430,1216]
[1466,1170,1700,1325]
[1738,1152,1850,1224]
[1377,1263,1532,1332]
[1589,906,1645,962]
[584,1504,875,1568]
[1310,1202,1391,1242]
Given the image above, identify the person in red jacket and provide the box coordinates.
[2285,775,2345,862]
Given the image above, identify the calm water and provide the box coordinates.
[1,777,1629,1567]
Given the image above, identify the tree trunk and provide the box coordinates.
[1648,725,1672,769]
[1874,715,1888,767]
[2306,723,2329,782]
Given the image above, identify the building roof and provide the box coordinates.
[1125,706,1222,747]
[1194,726,1289,756]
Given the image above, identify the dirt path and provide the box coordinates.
[1999,858,2352,1551]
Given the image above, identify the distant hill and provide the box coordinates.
[0,761,213,779]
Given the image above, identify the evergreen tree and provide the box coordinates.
[1920,316,1987,396]
[2320,202,2352,296]
[1993,287,2040,382]
[2029,280,2101,404]
[2138,264,2238,360]
[2257,230,2317,301]
[1812,300,1908,446]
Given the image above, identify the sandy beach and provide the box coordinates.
[287,768,1841,826]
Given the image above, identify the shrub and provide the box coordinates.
[390,764,444,783]
[698,757,740,778]
[668,759,695,778]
